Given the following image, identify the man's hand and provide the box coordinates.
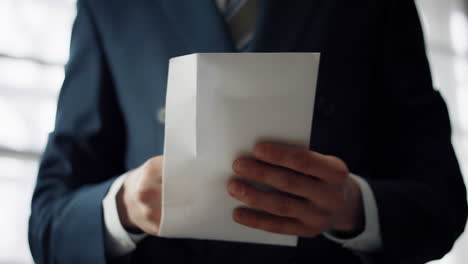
[117,156,163,235]
[227,143,364,237]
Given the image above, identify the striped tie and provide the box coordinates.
[223,0,260,51]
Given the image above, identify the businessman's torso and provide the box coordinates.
[86,0,385,262]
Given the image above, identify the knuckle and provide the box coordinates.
[143,157,162,175]
[276,202,293,217]
[280,173,300,191]
[336,168,349,181]
[142,207,159,222]
[331,157,349,181]
[294,152,313,172]
[142,163,156,176]
[149,155,163,164]
[137,188,157,203]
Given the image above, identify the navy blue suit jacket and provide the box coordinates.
[29,0,467,263]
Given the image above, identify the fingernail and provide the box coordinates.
[233,210,242,221]
[233,159,242,172]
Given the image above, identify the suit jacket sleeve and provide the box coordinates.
[28,1,126,263]
[366,1,468,263]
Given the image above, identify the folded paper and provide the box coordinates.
[160,53,320,246]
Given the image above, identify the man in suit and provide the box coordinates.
[29,0,468,263]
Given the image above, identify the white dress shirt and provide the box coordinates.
[103,173,382,257]
[102,174,146,256]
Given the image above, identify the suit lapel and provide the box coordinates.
[251,0,322,52]
[159,0,235,53]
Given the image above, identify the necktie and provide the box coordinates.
[223,0,261,51]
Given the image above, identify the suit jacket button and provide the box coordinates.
[155,107,166,124]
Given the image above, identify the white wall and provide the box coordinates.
[416,0,468,263]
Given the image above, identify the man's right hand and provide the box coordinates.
[116,156,163,235]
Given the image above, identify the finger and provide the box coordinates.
[228,179,311,218]
[141,156,163,184]
[232,157,319,200]
[135,158,163,205]
[252,142,349,183]
[233,207,321,237]
[233,158,346,209]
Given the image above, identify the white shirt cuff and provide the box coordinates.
[102,173,147,257]
[323,173,382,252]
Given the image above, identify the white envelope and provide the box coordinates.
[159,53,320,246]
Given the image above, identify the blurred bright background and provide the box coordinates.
[0,0,466,263]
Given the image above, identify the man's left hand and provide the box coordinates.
[227,142,364,237]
